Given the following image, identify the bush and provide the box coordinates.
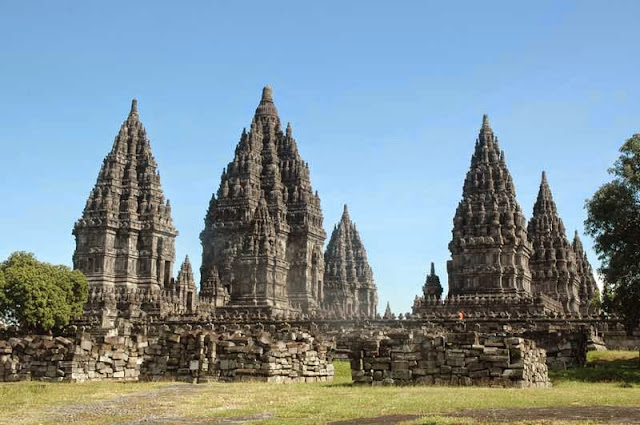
[0,252,88,332]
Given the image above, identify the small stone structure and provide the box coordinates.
[0,326,334,384]
[349,330,551,388]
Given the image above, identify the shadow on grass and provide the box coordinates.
[323,382,354,388]
[550,356,640,384]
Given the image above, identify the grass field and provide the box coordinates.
[0,350,638,424]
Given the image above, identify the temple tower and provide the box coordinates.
[382,302,394,320]
[73,99,178,326]
[323,205,378,318]
[447,115,533,297]
[527,172,581,313]
[572,231,599,314]
[423,262,443,300]
[200,86,326,317]
[169,256,198,314]
[198,266,230,312]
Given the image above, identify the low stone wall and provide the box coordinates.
[525,330,588,370]
[349,330,550,388]
[329,321,592,370]
[603,331,640,351]
[0,326,334,384]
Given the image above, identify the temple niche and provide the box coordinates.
[323,205,378,319]
[73,100,194,327]
[199,86,326,318]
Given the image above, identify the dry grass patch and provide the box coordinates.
[0,380,167,424]
[175,360,640,424]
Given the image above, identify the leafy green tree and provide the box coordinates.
[0,252,88,332]
[585,134,640,334]
[0,269,6,326]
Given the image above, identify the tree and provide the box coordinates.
[585,134,640,334]
[0,252,89,332]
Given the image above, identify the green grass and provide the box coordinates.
[550,350,640,384]
[1,352,639,424]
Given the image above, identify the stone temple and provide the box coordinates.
[323,205,378,319]
[527,171,581,313]
[199,86,327,318]
[73,100,196,327]
[73,90,598,326]
[75,88,379,324]
[413,115,598,318]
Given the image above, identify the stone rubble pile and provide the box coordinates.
[0,326,334,384]
[215,329,333,383]
[349,330,550,388]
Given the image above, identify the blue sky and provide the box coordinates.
[1,1,639,314]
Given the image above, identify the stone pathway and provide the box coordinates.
[43,384,276,424]
[46,384,205,424]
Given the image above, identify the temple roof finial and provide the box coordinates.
[482,114,490,130]
[255,85,278,118]
[342,204,350,219]
[130,98,138,117]
[262,85,273,102]
[430,262,435,275]
[539,171,552,199]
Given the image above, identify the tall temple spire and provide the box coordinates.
[200,86,325,317]
[73,99,180,326]
[572,230,598,314]
[447,114,532,298]
[528,171,580,313]
[324,204,377,318]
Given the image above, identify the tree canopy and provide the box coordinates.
[585,134,640,333]
[0,252,88,332]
